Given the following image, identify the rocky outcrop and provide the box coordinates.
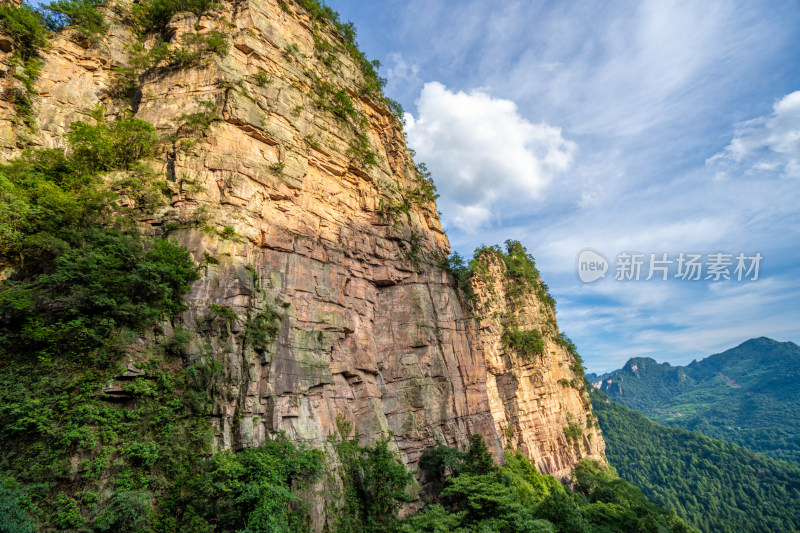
[470,254,605,476]
[1,0,603,482]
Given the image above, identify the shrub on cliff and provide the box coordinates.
[502,327,545,360]
[0,3,48,61]
[42,0,107,43]
[0,113,193,363]
[0,3,49,125]
[67,110,159,172]
[158,433,323,532]
[329,417,414,533]
[123,0,218,36]
[447,240,556,309]
[501,239,556,308]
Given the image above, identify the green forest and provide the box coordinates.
[399,435,695,533]
[592,390,800,533]
[590,337,800,463]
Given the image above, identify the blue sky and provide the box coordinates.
[325,0,800,372]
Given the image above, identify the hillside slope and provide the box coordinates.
[592,391,800,533]
[590,337,800,462]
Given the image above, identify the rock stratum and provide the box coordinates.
[0,0,603,483]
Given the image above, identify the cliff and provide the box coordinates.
[0,0,602,485]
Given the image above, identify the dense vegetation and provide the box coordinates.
[327,418,414,533]
[589,337,800,463]
[402,434,696,533]
[0,108,209,529]
[42,0,108,43]
[0,112,189,360]
[448,240,555,308]
[159,434,324,532]
[592,390,800,533]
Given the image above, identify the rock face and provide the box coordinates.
[470,254,605,476]
[0,0,603,482]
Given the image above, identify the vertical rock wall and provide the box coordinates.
[469,254,605,477]
[0,0,603,480]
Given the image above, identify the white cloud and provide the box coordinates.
[450,205,492,234]
[709,90,800,179]
[405,82,576,232]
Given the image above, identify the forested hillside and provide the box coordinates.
[590,337,800,463]
[592,390,800,533]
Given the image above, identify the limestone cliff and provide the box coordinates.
[0,0,603,481]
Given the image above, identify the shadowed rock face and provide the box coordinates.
[1,0,603,479]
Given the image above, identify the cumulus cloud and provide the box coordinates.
[709,90,800,179]
[405,82,576,232]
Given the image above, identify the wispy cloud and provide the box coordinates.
[709,91,800,179]
[559,274,800,373]
[384,52,420,99]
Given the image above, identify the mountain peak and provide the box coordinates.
[595,336,800,463]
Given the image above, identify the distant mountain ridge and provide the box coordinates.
[588,337,800,463]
